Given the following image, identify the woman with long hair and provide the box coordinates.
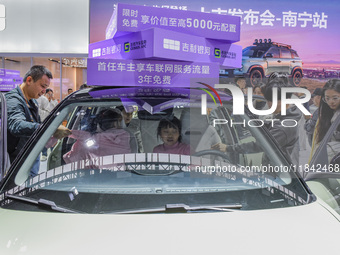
[309,79,340,160]
[315,79,340,143]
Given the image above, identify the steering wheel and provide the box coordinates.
[193,150,231,163]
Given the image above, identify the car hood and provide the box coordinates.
[0,200,339,255]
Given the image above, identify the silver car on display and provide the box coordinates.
[0,86,339,254]
[234,39,303,87]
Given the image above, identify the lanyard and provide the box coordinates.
[20,87,35,122]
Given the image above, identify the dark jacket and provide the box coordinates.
[304,108,318,146]
[5,86,40,162]
[226,106,301,165]
[267,105,302,165]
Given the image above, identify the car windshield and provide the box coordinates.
[242,46,268,58]
[307,114,340,181]
[0,87,310,214]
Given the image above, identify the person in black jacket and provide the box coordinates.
[261,74,302,165]
[6,65,70,176]
[226,76,303,166]
[304,88,322,146]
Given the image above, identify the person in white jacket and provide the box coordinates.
[36,88,58,122]
[36,88,58,160]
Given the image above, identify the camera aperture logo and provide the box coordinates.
[197,82,223,115]
[0,4,6,31]
[124,42,130,53]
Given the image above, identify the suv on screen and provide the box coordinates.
[234,39,303,86]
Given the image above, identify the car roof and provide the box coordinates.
[247,44,293,51]
[69,86,232,102]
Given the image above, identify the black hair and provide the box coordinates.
[79,83,89,90]
[316,79,340,143]
[262,75,293,102]
[23,65,53,82]
[116,105,125,112]
[68,88,73,92]
[45,88,53,94]
[157,116,182,143]
[97,109,122,131]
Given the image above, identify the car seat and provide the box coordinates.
[180,108,222,152]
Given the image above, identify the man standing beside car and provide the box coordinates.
[217,76,302,167]
[5,65,70,176]
[36,88,59,161]
[261,76,302,166]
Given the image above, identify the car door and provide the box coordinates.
[264,47,281,75]
[279,48,292,74]
[305,114,340,214]
[0,92,8,180]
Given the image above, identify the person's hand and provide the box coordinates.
[53,125,72,139]
[211,143,227,152]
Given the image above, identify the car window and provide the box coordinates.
[311,117,340,171]
[0,89,311,214]
[280,48,292,58]
[291,50,299,58]
[306,115,340,214]
[266,47,280,58]
[243,46,268,58]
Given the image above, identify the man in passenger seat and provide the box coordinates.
[63,109,132,164]
[180,108,222,153]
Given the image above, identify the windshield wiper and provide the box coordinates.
[111,203,243,214]
[5,194,79,213]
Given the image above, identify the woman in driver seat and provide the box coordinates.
[63,109,132,164]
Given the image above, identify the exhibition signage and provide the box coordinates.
[0,84,15,91]
[0,69,20,77]
[89,28,242,69]
[106,3,240,43]
[0,68,22,91]
[0,77,21,85]
[87,58,219,87]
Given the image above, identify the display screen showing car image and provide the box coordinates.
[234,39,303,87]
[0,86,311,214]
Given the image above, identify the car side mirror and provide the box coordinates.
[264,53,273,58]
